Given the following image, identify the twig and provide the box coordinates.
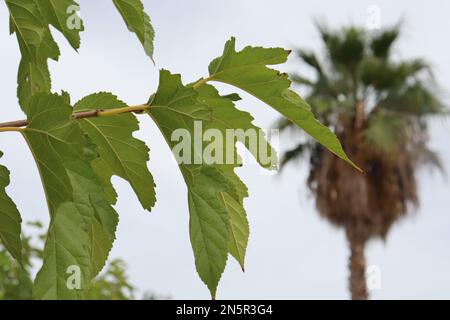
[0,104,150,129]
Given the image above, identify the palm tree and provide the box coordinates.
[279,24,446,299]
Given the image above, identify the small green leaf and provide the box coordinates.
[0,151,23,264]
[112,0,155,62]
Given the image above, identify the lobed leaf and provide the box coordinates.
[193,85,264,269]
[5,0,48,61]
[205,37,360,171]
[147,71,225,298]
[6,0,83,112]
[6,0,53,112]
[147,70,270,297]
[195,84,276,170]
[74,92,156,211]
[39,0,84,50]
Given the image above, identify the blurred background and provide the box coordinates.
[0,0,449,299]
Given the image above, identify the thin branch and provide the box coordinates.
[0,104,151,130]
[0,119,28,128]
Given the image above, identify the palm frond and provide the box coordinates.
[297,50,324,75]
[370,27,400,59]
[397,59,430,80]
[280,142,312,171]
[359,58,431,92]
[416,147,446,175]
[364,112,407,154]
[290,73,316,86]
[380,83,445,116]
[317,24,365,72]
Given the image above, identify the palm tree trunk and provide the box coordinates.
[346,231,368,300]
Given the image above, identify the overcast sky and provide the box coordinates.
[1,0,450,299]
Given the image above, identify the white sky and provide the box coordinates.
[0,0,449,299]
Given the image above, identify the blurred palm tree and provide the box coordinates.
[279,24,446,299]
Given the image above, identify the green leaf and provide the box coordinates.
[21,93,118,299]
[193,85,268,269]
[17,58,51,111]
[195,84,276,169]
[148,71,232,298]
[112,0,155,62]
[65,161,118,277]
[7,0,83,111]
[221,192,248,271]
[39,0,84,50]
[148,70,265,297]
[205,37,360,171]
[33,161,118,300]
[33,202,91,299]
[0,151,23,263]
[188,166,231,299]
[7,0,62,112]
[22,94,84,214]
[5,0,47,61]
[219,165,250,269]
[91,157,118,205]
[74,92,156,211]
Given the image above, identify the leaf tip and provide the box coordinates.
[349,160,364,173]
